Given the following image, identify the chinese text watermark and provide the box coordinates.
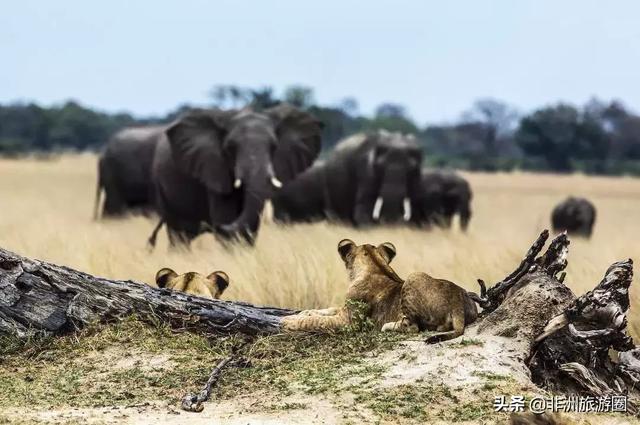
[494,395,627,414]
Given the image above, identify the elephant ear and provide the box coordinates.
[266,103,323,182]
[165,108,236,193]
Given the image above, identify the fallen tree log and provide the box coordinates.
[0,247,296,337]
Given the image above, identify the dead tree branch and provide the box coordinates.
[471,230,569,315]
[181,340,250,412]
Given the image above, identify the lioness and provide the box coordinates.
[155,268,229,299]
[282,239,478,343]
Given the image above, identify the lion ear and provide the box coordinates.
[377,242,397,263]
[207,271,230,297]
[337,239,356,261]
[156,268,178,288]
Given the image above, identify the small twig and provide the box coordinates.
[181,355,235,412]
[180,341,250,412]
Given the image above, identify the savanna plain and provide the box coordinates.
[2,154,640,424]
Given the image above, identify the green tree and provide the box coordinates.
[248,87,280,110]
[515,104,608,172]
[366,103,418,134]
[283,85,315,109]
[209,85,250,108]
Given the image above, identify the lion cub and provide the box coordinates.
[155,268,229,299]
[282,239,477,342]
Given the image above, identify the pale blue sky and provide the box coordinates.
[2,0,639,123]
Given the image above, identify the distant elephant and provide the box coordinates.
[149,104,322,246]
[418,170,472,230]
[272,130,423,226]
[94,125,164,218]
[551,197,596,237]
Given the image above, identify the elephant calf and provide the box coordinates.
[419,170,472,231]
[551,196,596,238]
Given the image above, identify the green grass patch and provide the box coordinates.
[354,384,456,421]
[471,371,512,381]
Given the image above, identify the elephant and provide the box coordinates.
[418,170,472,230]
[149,104,323,246]
[94,125,164,218]
[272,130,424,226]
[551,197,596,237]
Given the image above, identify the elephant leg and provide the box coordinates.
[146,220,164,251]
[103,189,127,217]
[353,203,373,226]
[431,213,448,228]
[443,215,453,228]
[166,226,194,249]
[459,204,471,231]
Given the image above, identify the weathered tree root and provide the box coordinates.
[0,247,296,338]
[529,259,639,412]
[473,230,639,415]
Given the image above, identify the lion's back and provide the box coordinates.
[401,272,467,330]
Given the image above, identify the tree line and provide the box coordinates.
[2,85,640,175]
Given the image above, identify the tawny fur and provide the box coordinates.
[155,268,229,299]
[281,239,478,341]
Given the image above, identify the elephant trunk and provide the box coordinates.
[219,163,278,244]
[459,201,471,231]
[373,166,411,223]
[217,189,265,244]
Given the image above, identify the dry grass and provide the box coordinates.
[2,154,640,335]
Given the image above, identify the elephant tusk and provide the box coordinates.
[234,179,242,189]
[270,176,283,189]
[403,197,412,221]
[372,197,383,221]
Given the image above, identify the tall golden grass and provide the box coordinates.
[2,154,640,335]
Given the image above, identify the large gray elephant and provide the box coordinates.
[94,125,164,218]
[272,130,424,226]
[149,104,322,246]
[551,196,596,237]
[418,170,472,230]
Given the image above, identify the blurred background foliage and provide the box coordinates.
[2,85,640,175]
